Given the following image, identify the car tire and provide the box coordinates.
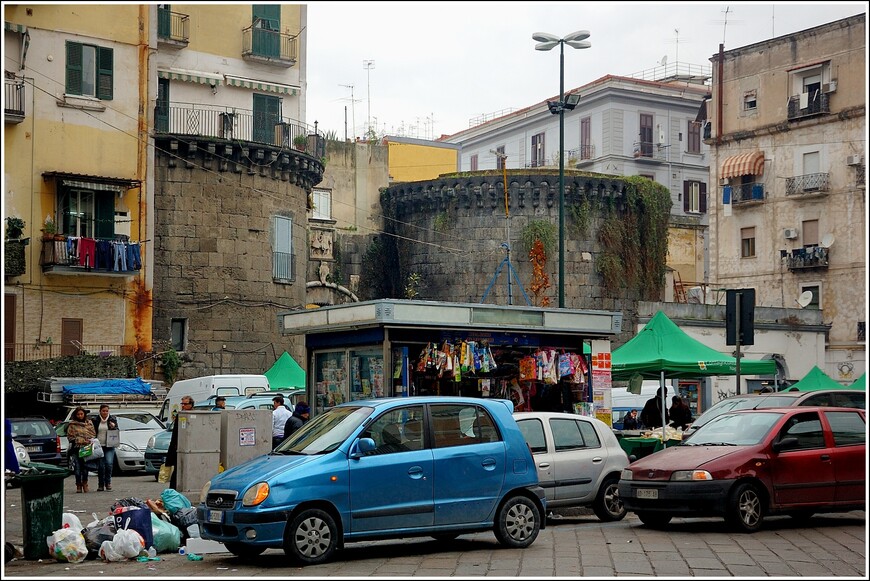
[636,511,672,528]
[726,482,764,533]
[224,541,266,559]
[592,475,627,522]
[284,508,338,565]
[493,495,540,548]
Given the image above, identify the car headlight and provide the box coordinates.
[671,470,713,481]
[147,435,156,448]
[200,480,211,504]
[117,443,137,452]
[620,469,633,480]
[242,482,270,507]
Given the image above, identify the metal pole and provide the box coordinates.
[736,294,742,394]
[558,40,566,309]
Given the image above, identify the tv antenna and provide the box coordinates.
[819,233,835,248]
[481,150,531,306]
[796,290,813,308]
[658,55,668,67]
[338,83,361,141]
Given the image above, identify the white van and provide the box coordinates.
[157,374,270,424]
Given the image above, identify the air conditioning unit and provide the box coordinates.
[718,178,729,186]
[784,228,799,240]
[822,79,837,93]
[846,154,863,166]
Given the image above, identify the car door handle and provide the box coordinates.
[538,462,551,469]
[481,458,497,471]
[408,466,425,479]
[591,457,603,463]
[820,454,830,461]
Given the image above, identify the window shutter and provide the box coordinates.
[94,192,115,239]
[699,182,707,214]
[683,181,690,212]
[97,46,113,100]
[66,41,83,95]
[253,4,280,29]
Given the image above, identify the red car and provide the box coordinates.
[618,406,865,532]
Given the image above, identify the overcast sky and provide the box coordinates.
[305,1,866,140]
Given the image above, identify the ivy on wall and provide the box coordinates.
[520,220,556,257]
[596,176,671,298]
[359,234,402,301]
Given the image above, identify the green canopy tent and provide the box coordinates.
[782,366,861,392]
[612,311,777,430]
[265,351,306,390]
[850,373,866,390]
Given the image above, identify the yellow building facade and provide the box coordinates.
[385,136,459,183]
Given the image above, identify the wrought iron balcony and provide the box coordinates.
[781,246,829,271]
[856,164,865,189]
[723,183,765,205]
[157,7,190,46]
[632,142,668,161]
[5,342,131,362]
[41,238,141,276]
[5,76,25,123]
[242,24,297,67]
[785,172,829,196]
[787,92,829,121]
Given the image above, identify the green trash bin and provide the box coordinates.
[13,462,70,560]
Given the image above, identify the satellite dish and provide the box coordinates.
[796,291,813,308]
[658,55,668,67]
[820,233,834,248]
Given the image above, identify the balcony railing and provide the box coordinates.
[856,164,865,188]
[41,238,142,276]
[782,246,829,271]
[154,101,313,148]
[241,25,297,66]
[4,342,132,362]
[5,76,25,122]
[787,92,829,121]
[724,183,765,205]
[785,172,829,196]
[157,7,190,45]
[632,142,668,161]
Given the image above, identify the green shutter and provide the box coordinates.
[252,4,280,29]
[66,41,83,94]
[97,46,113,100]
[94,192,115,239]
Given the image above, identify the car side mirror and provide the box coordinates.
[772,436,798,453]
[350,437,376,459]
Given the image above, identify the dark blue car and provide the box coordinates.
[197,396,546,565]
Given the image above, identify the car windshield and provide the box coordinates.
[274,406,372,455]
[683,411,782,446]
[686,394,797,434]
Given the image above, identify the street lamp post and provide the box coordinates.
[533,30,591,308]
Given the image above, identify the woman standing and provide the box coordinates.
[90,404,118,491]
[66,407,96,493]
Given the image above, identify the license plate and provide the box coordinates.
[636,488,658,499]
[25,446,41,453]
[208,510,223,523]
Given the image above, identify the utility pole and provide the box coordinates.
[339,83,358,140]
[363,60,375,138]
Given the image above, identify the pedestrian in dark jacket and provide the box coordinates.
[669,395,693,430]
[283,401,310,440]
[640,387,669,429]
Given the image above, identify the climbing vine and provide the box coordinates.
[359,234,402,300]
[528,239,551,307]
[596,176,671,298]
[568,197,591,238]
[160,348,182,385]
[520,220,556,257]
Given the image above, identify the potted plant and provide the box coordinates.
[5,216,25,240]
[293,134,308,152]
[42,215,57,240]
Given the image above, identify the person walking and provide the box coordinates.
[640,387,669,429]
[165,396,194,490]
[669,395,694,430]
[211,396,227,411]
[90,404,118,491]
[282,400,310,439]
[271,396,293,448]
[66,406,96,493]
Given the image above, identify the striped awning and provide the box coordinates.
[42,172,141,193]
[158,69,223,86]
[4,21,27,33]
[224,74,298,96]
[721,151,765,179]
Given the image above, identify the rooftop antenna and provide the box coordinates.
[674,29,679,65]
[721,6,731,45]
[338,83,360,141]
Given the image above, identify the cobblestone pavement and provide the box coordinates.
[3,472,866,578]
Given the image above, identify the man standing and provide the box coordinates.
[283,400,310,439]
[165,396,194,490]
[640,387,669,429]
[211,396,226,411]
[271,395,292,448]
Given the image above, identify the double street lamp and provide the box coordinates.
[533,30,591,308]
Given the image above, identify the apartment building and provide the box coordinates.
[704,13,865,383]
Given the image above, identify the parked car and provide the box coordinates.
[682,389,865,441]
[8,417,63,465]
[619,406,866,532]
[196,396,546,565]
[514,411,629,521]
[145,393,299,479]
[6,442,32,489]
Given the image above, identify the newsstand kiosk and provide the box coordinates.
[278,299,622,419]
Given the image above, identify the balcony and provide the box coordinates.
[856,164,865,189]
[242,25,297,67]
[157,7,190,47]
[5,76,25,123]
[724,183,765,205]
[787,92,829,121]
[632,142,669,162]
[785,172,829,197]
[4,342,132,362]
[782,246,829,271]
[41,238,141,276]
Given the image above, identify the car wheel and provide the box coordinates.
[726,482,764,533]
[284,508,338,565]
[493,495,540,548]
[592,476,626,522]
[224,541,266,559]
[636,511,672,528]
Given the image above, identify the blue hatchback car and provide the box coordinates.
[196,396,546,565]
